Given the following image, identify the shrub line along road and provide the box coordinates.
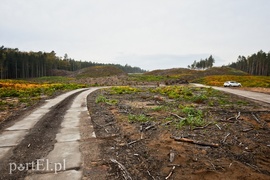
[192,83,270,104]
[0,85,269,179]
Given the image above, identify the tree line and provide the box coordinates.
[188,55,215,69]
[0,46,146,79]
[229,50,270,76]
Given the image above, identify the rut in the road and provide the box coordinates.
[0,90,84,180]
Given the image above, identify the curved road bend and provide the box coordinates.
[192,83,270,104]
[0,87,100,180]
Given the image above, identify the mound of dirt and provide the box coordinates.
[87,86,270,179]
[145,67,247,81]
[50,69,73,76]
[145,68,194,76]
[73,66,127,78]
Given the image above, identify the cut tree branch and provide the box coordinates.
[165,166,176,179]
[252,113,260,123]
[172,137,219,148]
[193,123,211,130]
[110,158,132,180]
[236,112,241,120]
[169,113,185,120]
[222,133,230,143]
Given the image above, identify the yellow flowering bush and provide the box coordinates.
[0,80,86,98]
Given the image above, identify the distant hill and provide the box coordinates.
[72,65,127,78]
[145,68,194,76]
[145,66,247,81]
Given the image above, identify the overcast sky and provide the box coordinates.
[1,0,269,70]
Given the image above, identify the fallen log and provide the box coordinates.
[171,137,219,148]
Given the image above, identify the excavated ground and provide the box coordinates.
[0,84,269,180]
[87,86,270,180]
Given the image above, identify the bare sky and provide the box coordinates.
[1,0,269,70]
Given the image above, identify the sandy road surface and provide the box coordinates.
[192,83,270,104]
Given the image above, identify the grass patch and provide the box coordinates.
[95,95,118,105]
[109,86,141,94]
[128,114,151,123]
[177,106,205,128]
[151,106,163,112]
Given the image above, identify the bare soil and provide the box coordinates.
[0,84,269,180]
[87,86,270,180]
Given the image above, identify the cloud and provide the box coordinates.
[0,0,270,70]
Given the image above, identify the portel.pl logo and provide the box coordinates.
[9,159,66,174]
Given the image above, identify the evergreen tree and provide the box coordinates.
[229,50,269,76]
[0,46,147,79]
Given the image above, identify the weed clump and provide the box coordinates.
[128,114,151,123]
[95,95,118,105]
[177,106,205,128]
[109,86,141,94]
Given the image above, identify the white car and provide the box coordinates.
[224,81,241,87]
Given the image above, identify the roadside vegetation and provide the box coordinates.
[109,86,141,94]
[129,67,269,89]
[29,76,76,83]
[194,75,270,87]
[0,79,86,122]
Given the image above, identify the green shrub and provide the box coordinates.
[191,94,208,104]
[109,86,141,94]
[177,106,205,128]
[128,114,150,122]
[151,106,163,111]
[95,95,118,105]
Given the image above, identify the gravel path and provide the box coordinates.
[192,83,270,104]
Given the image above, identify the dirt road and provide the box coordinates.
[0,88,101,180]
[192,83,270,104]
